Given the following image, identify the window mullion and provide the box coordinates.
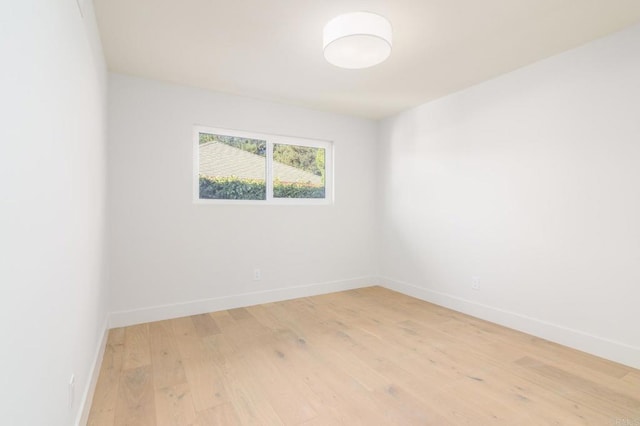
[266,140,274,201]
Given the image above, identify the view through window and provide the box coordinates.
[195,127,332,203]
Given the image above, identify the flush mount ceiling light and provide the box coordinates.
[323,12,393,69]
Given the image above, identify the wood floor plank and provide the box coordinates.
[114,365,156,425]
[623,371,640,387]
[122,323,151,370]
[88,287,640,425]
[428,385,529,425]
[212,309,272,351]
[227,307,253,321]
[515,356,640,416]
[194,402,242,425]
[459,362,615,425]
[190,313,221,337]
[87,328,125,426]
[203,332,284,425]
[173,318,228,412]
[241,344,318,424]
[154,383,197,426]
[149,320,187,390]
[249,326,381,424]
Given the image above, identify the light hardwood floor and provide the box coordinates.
[87,287,640,425]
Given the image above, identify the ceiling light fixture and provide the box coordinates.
[323,12,392,69]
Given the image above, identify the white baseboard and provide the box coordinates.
[380,277,640,370]
[109,276,374,328]
[76,316,109,426]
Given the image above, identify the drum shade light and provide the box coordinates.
[323,12,392,69]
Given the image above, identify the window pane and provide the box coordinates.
[198,133,267,200]
[273,143,325,199]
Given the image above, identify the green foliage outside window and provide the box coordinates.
[199,176,324,200]
[273,144,324,178]
[199,133,266,156]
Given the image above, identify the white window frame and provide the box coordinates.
[193,125,334,205]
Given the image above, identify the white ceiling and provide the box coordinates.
[94,0,640,120]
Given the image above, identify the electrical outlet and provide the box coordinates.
[471,276,480,290]
[253,268,261,281]
[68,374,75,409]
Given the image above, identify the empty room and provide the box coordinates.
[2,0,640,425]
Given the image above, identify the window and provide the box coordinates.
[194,126,333,204]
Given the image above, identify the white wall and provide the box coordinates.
[107,74,378,325]
[0,1,108,425]
[379,23,640,368]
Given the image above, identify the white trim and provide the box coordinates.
[193,198,332,206]
[266,139,274,202]
[193,125,333,205]
[109,277,373,328]
[75,316,109,426]
[380,277,640,370]
[192,126,203,203]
